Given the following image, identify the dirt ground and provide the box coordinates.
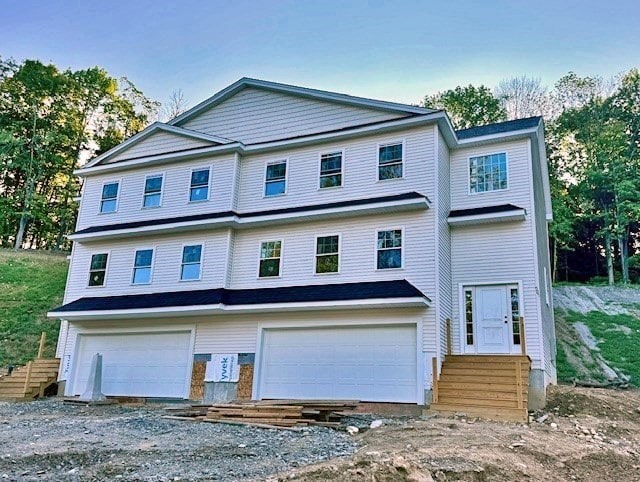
[278,385,640,482]
[1,385,640,481]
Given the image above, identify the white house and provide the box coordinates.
[49,78,555,417]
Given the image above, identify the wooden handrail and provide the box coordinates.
[432,357,439,404]
[37,332,46,359]
[446,318,452,355]
[519,316,526,356]
[23,361,33,394]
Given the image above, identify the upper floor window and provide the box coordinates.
[180,244,202,281]
[376,229,402,269]
[264,160,287,197]
[190,168,210,202]
[259,240,282,277]
[315,235,340,274]
[469,153,507,194]
[378,142,403,180]
[319,152,343,189]
[88,253,108,287]
[132,249,154,285]
[100,182,119,213]
[143,174,163,208]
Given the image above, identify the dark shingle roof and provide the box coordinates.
[449,204,525,218]
[73,192,428,236]
[50,280,429,313]
[456,117,542,140]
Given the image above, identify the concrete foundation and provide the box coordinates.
[203,382,238,403]
[423,389,433,407]
[528,369,546,410]
[57,380,66,396]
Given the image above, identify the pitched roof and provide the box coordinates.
[49,280,429,313]
[456,117,542,140]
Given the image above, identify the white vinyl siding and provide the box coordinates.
[180,87,406,144]
[105,131,213,164]
[436,129,452,358]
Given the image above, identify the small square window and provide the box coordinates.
[132,249,153,284]
[190,168,210,202]
[259,241,282,277]
[265,161,287,196]
[319,152,343,189]
[143,175,163,208]
[378,143,403,180]
[315,235,339,273]
[181,245,202,281]
[376,229,402,269]
[88,253,108,287]
[100,182,119,213]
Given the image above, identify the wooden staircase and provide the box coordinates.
[429,355,531,422]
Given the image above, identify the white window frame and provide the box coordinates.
[179,243,204,282]
[314,233,341,275]
[188,165,212,203]
[257,239,283,279]
[317,150,344,190]
[374,227,404,270]
[263,159,288,197]
[131,247,155,285]
[467,152,509,195]
[142,172,165,209]
[376,140,405,182]
[87,251,110,288]
[99,180,120,214]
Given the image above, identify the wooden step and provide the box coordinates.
[437,396,519,409]
[445,355,530,363]
[441,367,529,377]
[441,361,530,370]
[438,381,527,393]
[438,374,529,385]
[437,389,519,401]
[428,403,527,422]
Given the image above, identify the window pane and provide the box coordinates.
[90,254,108,270]
[102,183,118,199]
[145,176,163,193]
[378,163,403,180]
[319,174,342,188]
[191,169,209,186]
[100,199,117,213]
[266,162,286,181]
[316,254,339,273]
[320,153,342,174]
[190,187,209,202]
[182,245,202,264]
[261,241,281,259]
[181,263,201,280]
[143,193,161,208]
[259,258,280,277]
[377,230,402,249]
[88,270,105,287]
[133,267,151,284]
[469,153,507,193]
[379,144,402,164]
[316,236,339,255]
[134,249,153,267]
[377,248,401,269]
[265,180,286,196]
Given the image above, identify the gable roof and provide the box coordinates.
[456,117,542,140]
[168,77,434,127]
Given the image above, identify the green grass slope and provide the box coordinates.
[0,249,68,365]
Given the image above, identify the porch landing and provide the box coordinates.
[428,355,531,422]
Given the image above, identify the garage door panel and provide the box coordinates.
[73,331,191,398]
[259,325,418,403]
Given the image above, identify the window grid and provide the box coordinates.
[259,241,282,277]
[180,244,202,281]
[132,249,153,285]
[378,143,403,180]
[100,182,119,213]
[469,153,507,193]
[144,175,163,208]
[265,161,287,196]
[511,287,521,345]
[319,152,343,189]
[465,289,474,345]
[88,253,108,287]
[376,229,402,269]
[190,168,210,202]
[315,235,339,274]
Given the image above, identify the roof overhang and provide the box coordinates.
[448,208,527,226]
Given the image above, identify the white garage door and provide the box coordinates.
[72,331,192,398]
[258,325,418,403]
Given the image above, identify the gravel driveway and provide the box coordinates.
[0,399,355,481]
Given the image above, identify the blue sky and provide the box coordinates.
[1,0,638,108]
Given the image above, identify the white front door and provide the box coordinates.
[476,286,510,353]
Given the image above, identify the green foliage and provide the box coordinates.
[0,249,68,365]
[422,84,506,129]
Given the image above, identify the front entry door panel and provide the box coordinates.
[476,286,509,353]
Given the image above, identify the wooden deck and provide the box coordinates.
[428,354,531,422]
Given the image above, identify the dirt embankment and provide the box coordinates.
[553,285,640,317]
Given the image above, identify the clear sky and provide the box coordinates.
[1,0,638,108]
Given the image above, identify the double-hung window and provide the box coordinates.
[180,244,202,281]
[259,241,282,277]
[315,235,340,274]
[88,253,108,287]
[264,160,287,196]
[378,142,403,180]
[100,182,119,213]
[469,153,507,193]
[132,249,154,284]
[376,229,402,269]
[143,174,163,208]
[189,168,210,202]
[319,152,343,188]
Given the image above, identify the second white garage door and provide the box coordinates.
[258,325,418,403]
[72,331,192,398]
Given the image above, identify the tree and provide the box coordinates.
[495,76,550,119]
[161,89,189,121]
[422,85,506,129]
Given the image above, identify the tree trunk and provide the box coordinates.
[604,232,615,285]
[14,215,27,250]
[618,231,630,284]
